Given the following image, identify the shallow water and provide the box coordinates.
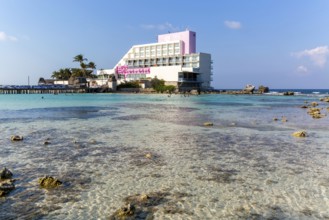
[0,93,329,219]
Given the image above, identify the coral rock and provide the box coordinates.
[292,131,307,138]
[38,176,62,188]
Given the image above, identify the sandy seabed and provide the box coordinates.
[0,94,329,219]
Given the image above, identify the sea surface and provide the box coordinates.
[0,92,329,219]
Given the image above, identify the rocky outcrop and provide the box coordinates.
[189,89,200,95]
[0,179,15,197]
[258,85,269,93]
[283,91,294,96]
[243,84,255,93]
[292,131,307,137]
[38,176,62,188]
[0,168,15,196]
[0,167,13,179]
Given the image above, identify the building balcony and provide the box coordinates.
[178,78,199,82]
[181,67,200,73]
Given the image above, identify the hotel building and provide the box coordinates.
[97,30,213,90]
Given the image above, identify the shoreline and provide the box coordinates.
[1,87,328,97]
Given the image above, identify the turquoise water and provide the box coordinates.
[0,93,329,219]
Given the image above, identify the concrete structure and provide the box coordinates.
[97,30,213,91]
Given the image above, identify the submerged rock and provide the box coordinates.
[139,194,150,202]
[0,179,15,197]
[145,153,152,159]
[292,131,307,138]
[307,108,325,119]
[38,176,62,188]
[311,102,319,107]
[10,135,23,141]
[111,203,136,219]
[320,97,329,102]
[0,167,13,179]
[203,122,214,126]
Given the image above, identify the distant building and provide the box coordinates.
[38,77,55,85]
[97,30,213,91]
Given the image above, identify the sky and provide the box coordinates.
[0,0,328,89]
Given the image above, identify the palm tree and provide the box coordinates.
[51,68,72,80]
[87,61,96,70]
[73,54,87,64]
[72,54,97,78]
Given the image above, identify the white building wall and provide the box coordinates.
[198,53,212,89]
[148,66,181,82]
[54,80,69,85]
[96,69,115,75]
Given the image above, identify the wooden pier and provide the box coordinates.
[0,88,86,94]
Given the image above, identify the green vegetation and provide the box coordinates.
[51,54,97,80]
[117,80,141,89]
[150,77,176,93]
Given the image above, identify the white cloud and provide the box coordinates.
[296,65,308,74]
[0,31,18,42]
[292,46,329,67]
[224,20,242,29]
[140,22,179,32]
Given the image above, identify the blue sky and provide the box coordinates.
[0,0,328,89]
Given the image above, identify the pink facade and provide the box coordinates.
[157,30,196,55]
[116,65,150,75]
